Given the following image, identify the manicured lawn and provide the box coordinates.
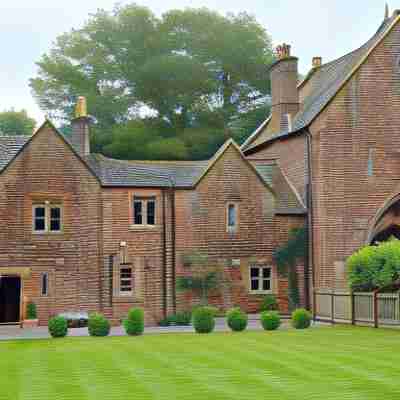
[1,326,400,399]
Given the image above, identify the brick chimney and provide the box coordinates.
[312,56,322,69]
[71,96,90,156]
[270,44,299,132]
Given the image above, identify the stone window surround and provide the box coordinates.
[32,202,63,234]
[249,265,273,294]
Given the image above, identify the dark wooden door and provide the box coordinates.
[0,277,21,323]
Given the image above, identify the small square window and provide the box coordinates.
[33,203,62,233]
[249,266,272,294]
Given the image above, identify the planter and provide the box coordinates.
[22,319,39,329]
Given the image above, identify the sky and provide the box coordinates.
[0,0,397,124]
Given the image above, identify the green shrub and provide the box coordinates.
[347,239,400,291]
[26,302,37,320]
[260,311,281,331]
[88,313,110,337]
[226,308,248,332]
[48,316,68,338]
[291,308,312,329]
[259,294,278,312]
[124,308,144,336]
[192,306,215,333]
[175,311,192,326]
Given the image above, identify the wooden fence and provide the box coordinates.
[315,289,400,327]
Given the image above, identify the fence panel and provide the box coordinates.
[354,292,374,322]
[315,291,333,320]
[333,292,352,321]
[378,293,399,324]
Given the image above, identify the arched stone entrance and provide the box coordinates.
[368,195,400,244]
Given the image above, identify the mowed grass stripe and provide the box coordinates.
[1,326,400,400]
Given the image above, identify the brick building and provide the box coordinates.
[243,9,400,314]
[0,99,305,325]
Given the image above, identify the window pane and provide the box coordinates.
[35,207,45,218]
[262,268,271,278]
[35,218,45,231]
[134,201,142,224]
[50,219,61,231]
[251,279,259,291]
[263,280,271,291]
[50,207,60,219]
[41,273,48,296]
[147,200,155,225]
[228,204,236,227]
[250,267,260,278]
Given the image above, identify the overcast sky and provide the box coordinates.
[0,0,397,124]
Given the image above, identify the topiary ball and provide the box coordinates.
[260,311,281,331]
[48,316,68,338]
[88,313,111,337]
[123,308,144,336]
[226,308,248,332]
[192,306,215,333]
[291,308,312,329]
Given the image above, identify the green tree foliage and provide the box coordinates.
[0,109,36,136]
[347,239,400,291]
[30,4,273,160]
[274,226,307,310]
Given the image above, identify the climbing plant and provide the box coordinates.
[273,226,307,310]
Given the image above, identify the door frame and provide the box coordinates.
[0,274,23,325]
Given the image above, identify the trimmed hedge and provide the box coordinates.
[260,311,281,331]
[88,313,110,337]
[226,308,248,332]
[175,311,192,326]
[259,294,278,312]
[291,308,312,329]
[124,308,144,336]
[48,316,68,338]
[192,306,215,333]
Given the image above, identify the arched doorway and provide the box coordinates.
[369,198,400,244]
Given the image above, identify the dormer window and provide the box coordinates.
[33,202,62,233]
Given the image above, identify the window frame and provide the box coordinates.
[41,272,49,296]
[132,197,156,226]
[226,202,238,233]
[249,265,273,294]
[32,202,63,234]
[118,265,134,296]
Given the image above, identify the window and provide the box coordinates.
[133,197,156,226]
[33,203,62,233]
[227,203,238,232]
[119,266,133,296]
[250,266,272,293]
[41,273,48,296]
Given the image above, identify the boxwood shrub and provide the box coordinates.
[48,316,68,338]
[259,294,278,312]
[260,311,281,331]
[88,313,110,337]
[226,308,248,332]
[192,306,215,333]
[26,302,37,320]
[291,308,312,329]
[124,307,144,336]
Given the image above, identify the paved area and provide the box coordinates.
[0,316,299,341]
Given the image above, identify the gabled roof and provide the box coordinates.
[244,12,400,152]
[252,161,306,214]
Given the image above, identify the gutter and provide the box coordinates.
[305,129,315,315]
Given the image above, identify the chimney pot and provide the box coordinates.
[276,43,291,60]
[71,96,90,156]
[312,56,322,69]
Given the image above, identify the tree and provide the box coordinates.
[0,109,36,136]
[177,250,229,305]
[274,226,307,310]
[30,4,274,160]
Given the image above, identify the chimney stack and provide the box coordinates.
[270,43,299,132]
[312,56,322,69]
[71,96,90,157]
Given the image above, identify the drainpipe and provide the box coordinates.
[162,189,168,318]
[305,129,315,316]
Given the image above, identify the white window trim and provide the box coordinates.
[32,203,63,234]
[249,265,273,294]
[133,197,156,226]
[226,202,238,233]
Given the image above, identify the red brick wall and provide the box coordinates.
[0,124,103,325]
